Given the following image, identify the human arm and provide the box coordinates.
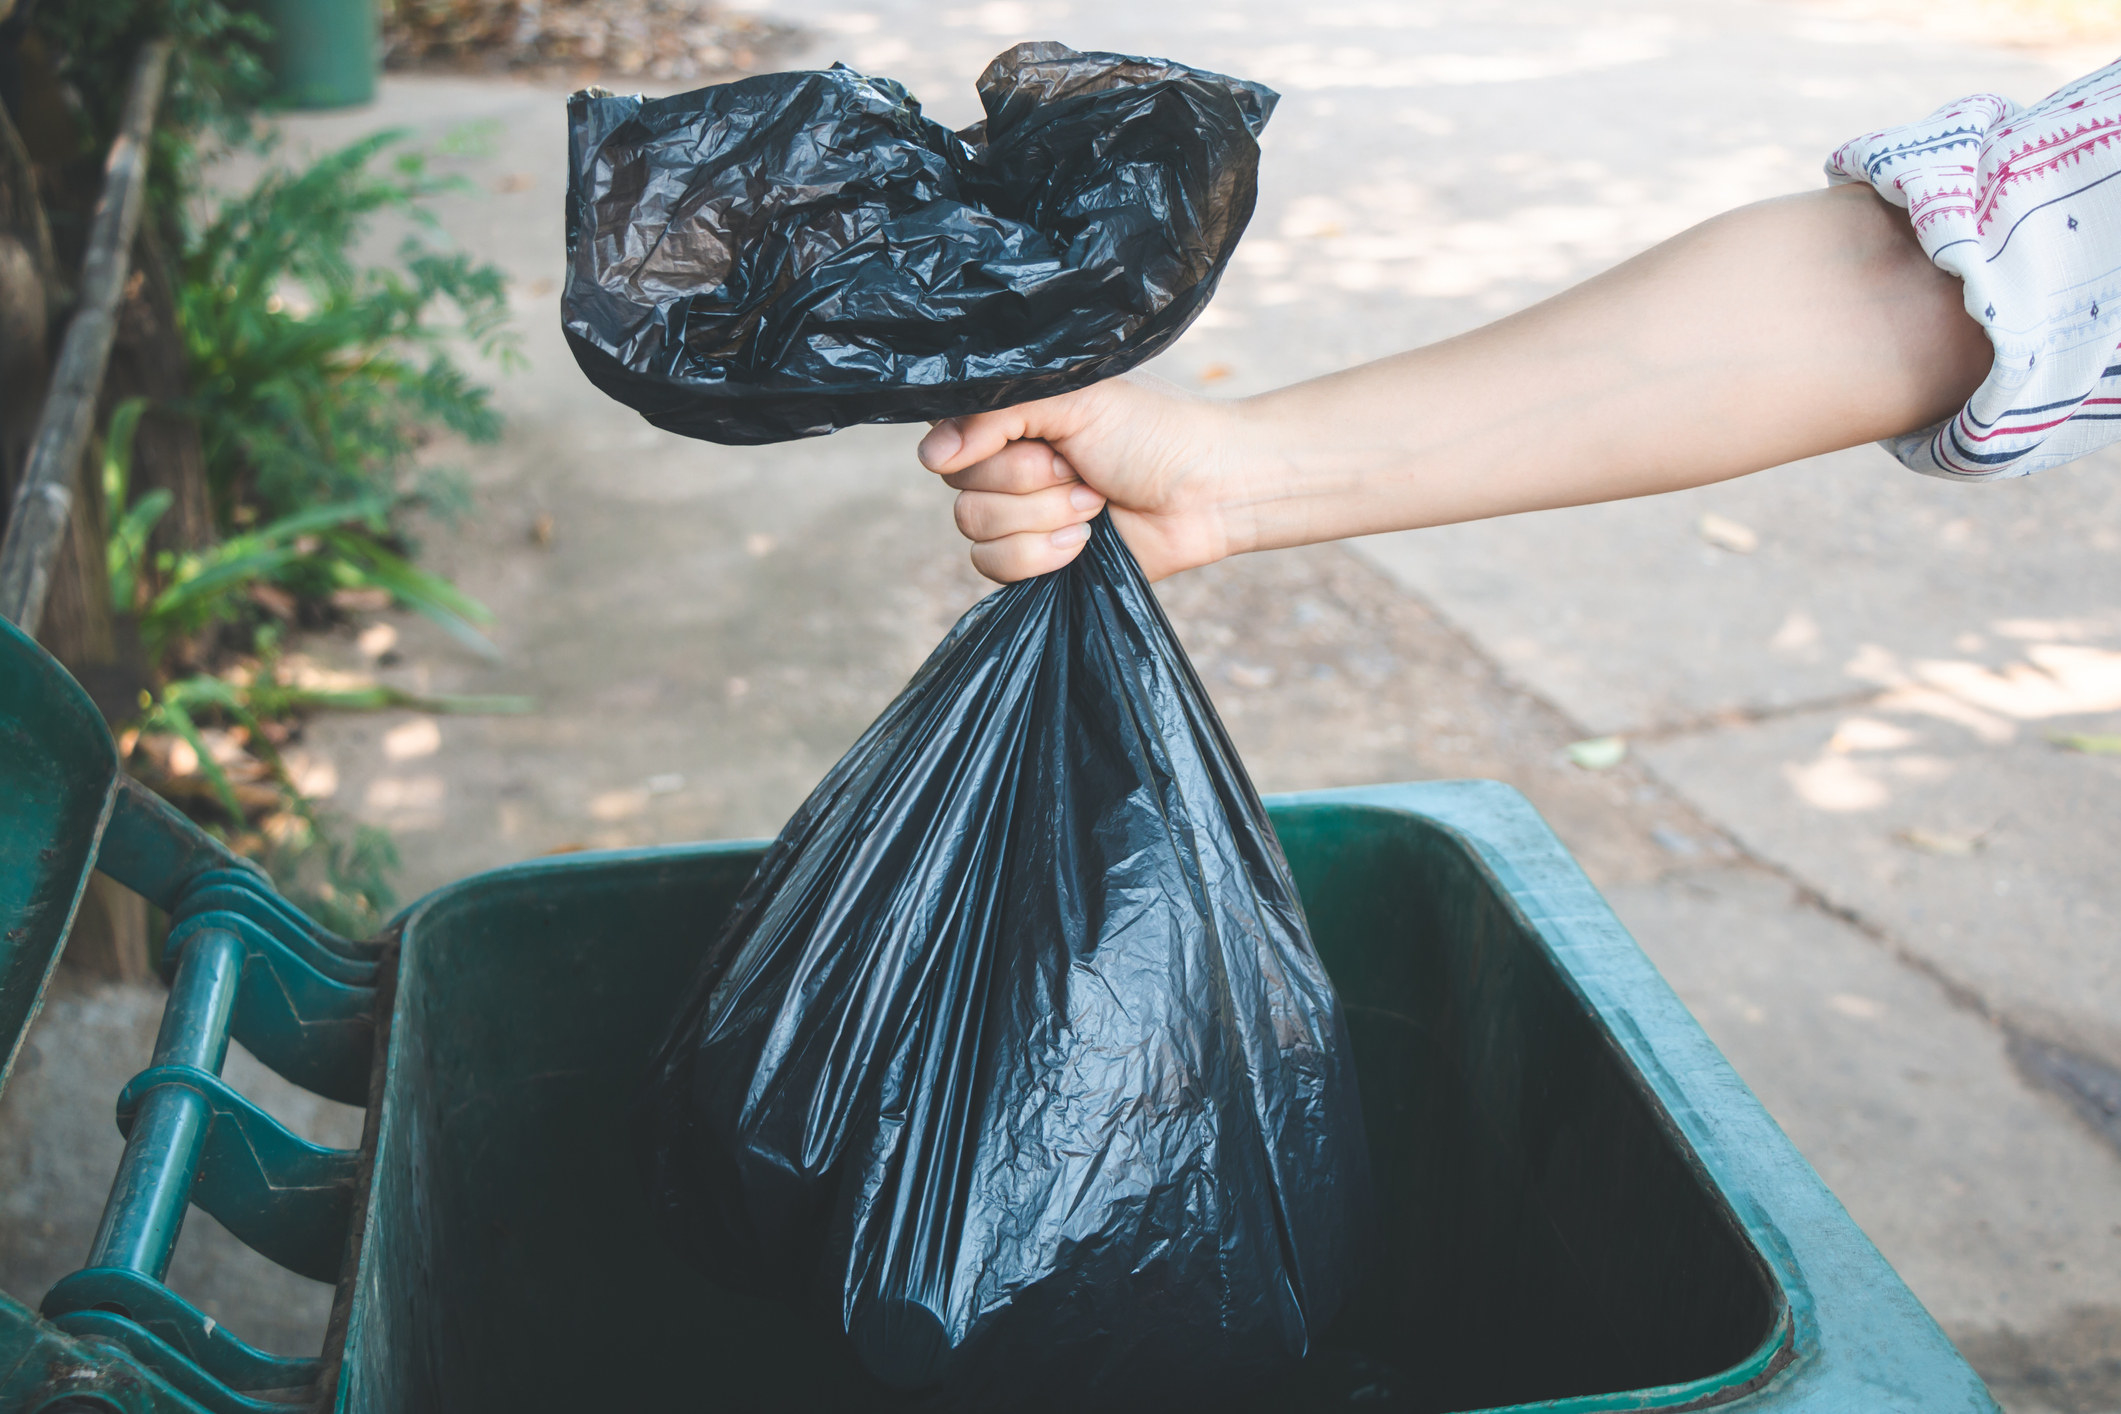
[917,182,1991,583]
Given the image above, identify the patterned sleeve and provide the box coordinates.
[1827,60,2121,479]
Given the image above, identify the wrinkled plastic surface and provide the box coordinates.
[636,515,1372,1408]
[563,43,1275,444]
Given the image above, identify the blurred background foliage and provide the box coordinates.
[380,0,795,84]
[3,0,523,934]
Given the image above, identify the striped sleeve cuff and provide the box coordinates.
[1828,59,2121,479]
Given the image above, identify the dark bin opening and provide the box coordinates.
[343,801,1785,1414]
[1258,805,1784,1412]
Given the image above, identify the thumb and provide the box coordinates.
[918,408,1027,473]
[919,388,1103,474]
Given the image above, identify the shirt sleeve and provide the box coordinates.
[1827,59,2121,479]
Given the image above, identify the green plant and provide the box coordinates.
[101,397,168,613]
[103,393,503,659]
[100,126,528,930]
[43,9,523,931]
[122,130,520,926]
[150,495,499,657]
[179,130,517,523]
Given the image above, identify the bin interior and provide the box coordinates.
[341,801,1783,1413]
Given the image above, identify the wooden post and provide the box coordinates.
[0,40,174,983]
[0,39,170,631]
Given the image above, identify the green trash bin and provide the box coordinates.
[0,617,2000,1413]
[256,0,377,110]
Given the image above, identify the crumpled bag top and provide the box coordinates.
[564,42,1276,444]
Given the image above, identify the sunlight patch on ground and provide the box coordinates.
[1243,27,1672,91]
[1787,0,2121,52]
[1228,143,1809,304]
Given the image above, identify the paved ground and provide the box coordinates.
[5,1,2121,1409]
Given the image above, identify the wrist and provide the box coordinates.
[1100,382,1259,578]
[1209,389,1346,559]
[1190,396,1267,565]
[1204,408,1264,564]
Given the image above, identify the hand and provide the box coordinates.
[916,374,1245,583]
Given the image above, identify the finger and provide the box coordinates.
[918,415,994,473]
[917,389,1097,473]
[942,439,1073,494]
[968,522,1093,583]
[953,481,1104,544]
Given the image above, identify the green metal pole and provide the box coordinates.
[84,929,241,1279]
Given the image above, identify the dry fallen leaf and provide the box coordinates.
[530,511,556,546]
[331,586,393,612]
[1696,512,1759,554]
[496,172,536,193]
[1566,735,1628,770]
[247,581,298,620]
[1897,826,1985,856]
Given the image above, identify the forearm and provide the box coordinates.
[1216,183,1991,555]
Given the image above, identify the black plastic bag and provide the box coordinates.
[563,43,1275,444]
[637,516,1372,1408]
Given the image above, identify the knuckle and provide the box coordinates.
[970,541,1013,584]
[988,533,1047,584]
[999,441,1056,489]
[1023,480,1066,513]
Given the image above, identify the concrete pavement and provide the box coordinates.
[2,2,2118,1408]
